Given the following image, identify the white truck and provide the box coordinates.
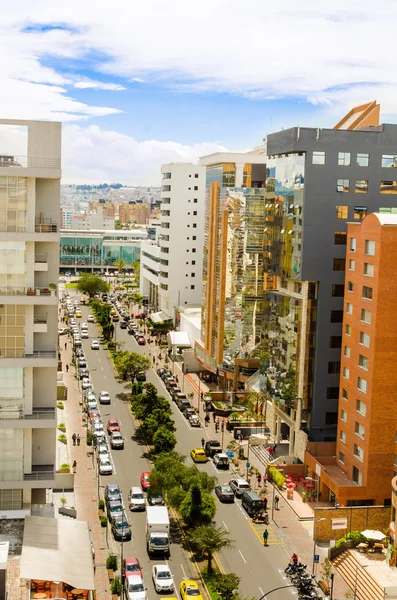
[146,506,170,557]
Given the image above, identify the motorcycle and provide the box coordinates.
[252,511,269,524]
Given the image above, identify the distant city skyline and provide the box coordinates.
[0,0,396,184]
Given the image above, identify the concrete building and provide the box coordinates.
[262,104,397,459]
[306,212,397,506]
[89,201,116,217]
[140,163,205,320]
[60,209,73,229]
[0,119,61,514]
[119,203,150,225]
[194,151,267,390]
[71,207,115,230]
[60,228,147,273]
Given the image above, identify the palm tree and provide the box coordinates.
[189,525,234,572]
[114,258,126,272]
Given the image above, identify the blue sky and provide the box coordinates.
[0,0,396,184]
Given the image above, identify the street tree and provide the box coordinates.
[141,410,175,442]
[179,483,216,526]
[210,574,241,600]
[189,525,234,573]
[76,274,110,298]
[153,426,177,454]
[114,352,151,381]
[114,258,127,272]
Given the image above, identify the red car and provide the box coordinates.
[122,557,142,578]
[140,471,151,491]
[137,336,146,346]
[90,410,101,423]
[135,312,146,319]
[107,418,121,434]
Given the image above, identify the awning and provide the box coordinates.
[149,311,172,324]
[167,331,191,347]
[20,516,95,590]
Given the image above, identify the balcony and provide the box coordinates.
[0,155,60,169]
[0,464,55,489]
[34,254,48,271]
[0,406,56,428]
[35,218,58,233]
[0,286,57,305]
[0,349,57,367]
[33,315,48,333]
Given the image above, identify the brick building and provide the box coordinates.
[119,203,150,224]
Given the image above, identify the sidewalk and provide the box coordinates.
[61,340,111,600]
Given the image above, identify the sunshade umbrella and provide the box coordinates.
[361,529,386,541]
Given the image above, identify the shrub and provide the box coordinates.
[60,497,67,507]
[98,500,105,511]
[106,554,118,571]
[110,575,121,596]
[100,516,108,527]
[57,423,66,432]
[86,429,95,446]
[268,466,286,489]
[57,401,64,409]
[58,434,67,444]
[59,463,70,473]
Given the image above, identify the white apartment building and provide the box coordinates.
[140,163,205,320]
[0,119,61,515]
[71,207,115,230]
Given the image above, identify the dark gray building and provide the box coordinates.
[264,123,397,450]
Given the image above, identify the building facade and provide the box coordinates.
[71,207,115,230]
[0,119,61,513]
[119,203,150,225]
[60,229,147,273]
[140,163,205,320]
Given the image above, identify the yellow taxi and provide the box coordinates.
[190,448,207,463]
[180,581,203,600]
[75,310,82,318]
[110,309,117,316]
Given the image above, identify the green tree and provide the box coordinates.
[153,426,177,454]
[114,258,127,272]
[141,410,175,442]
[189,525,234,572]
[131,260,140,281]
[210,574,241,600]
[115,220,123,230]
[114,352,151,381]
[180,484,216,526]
[76,274,110,298]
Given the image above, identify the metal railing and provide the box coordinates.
[0,155,60,169]
[33,315,48,324]
[0,406,55,420]
[24,465,55,481]
[0,406,23,419]
[24,349,57,358]
[35,222,58,233]
[0,286,56,296]
[26,407,56,419]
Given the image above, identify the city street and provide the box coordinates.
[68,292,295,600]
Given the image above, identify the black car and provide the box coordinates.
[112,515,132,541]
[205,440,222,457]
[183,407,196,420]
[120,320,128,329]
[135,371,146,382]
[105,483,121,504]
[215,484,235,503]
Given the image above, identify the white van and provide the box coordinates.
[128,487,146,511]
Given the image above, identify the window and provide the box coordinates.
[337,179,350,192]
[357,377,368,393]
[355,422,365,439]
[338,152,351,166]
[358,355,369,370]
[346,303,353,315]
[336,205,348,219]
[340,430,346,443]
[335,232,347,245]
[328,361,341,374]
[341,409,347,422]
[364,263,374,277]
[191,273,195,277]
[342,388,348,400]
[330,310,343,323]
[162,185,171,192]
[192,260,196,265]
[326,412,338,425]
[360,331,370,347]
[312,151,325,165]
[329,336,342,348]
[344,346,351,358]
[333,258,346,271]
[194,186,198,191]
[357,153,369,167]
[163,172,171,179]
[361,309,371,324]
[343,367,350,379]
[362,286,372,300]
[193,211,197,215]
[356,399,366,416]
[380,181,397,194]
[354,444,364,462]
[332,284,345,297]
[192,248,196,253]
[192,236,196,240]
[365,240,375,256]
[193,199,198,203]
[339,451,345,464]
[345,324,352,336]
[349,259,355,270]
[195,173,199,178]
[347,281,354,292]
[354,206,367,219]
[352,466,362,485]
[350,237,357,252]
[190,285,195,290]
[355,180,368,194]
[193,223,197,228]
[382,155,397,168]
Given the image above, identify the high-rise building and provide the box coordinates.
[89,201,116,217]
[195,152,267,390]
[140,163,205,320]
[71,207,115,230]
[0,119,61,513]
[119,203,150,225]
[307,211,397,505]
[263,103,397,459]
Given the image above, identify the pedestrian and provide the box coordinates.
[77,434,81,446]
[153,356,155,364]
[257,473,262,487]
[274,494,280,510]
[72,460,77,473]
[65,364,69,373]
[263,529,269,546]
[263,472,268,484]
[205,413,210,427]
[212,412,216,423]
[238,433,243,443]
[201,437,205,448]
[64,342,67,350]
[72,432,76,446]
[263,496,268,511]
[221,420,224,432]
[215,421,219,433]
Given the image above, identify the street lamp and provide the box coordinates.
[353,564,368,600]
[312,510,326,574]
[245,438,250,480]
[258,584,296,598]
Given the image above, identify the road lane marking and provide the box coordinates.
[258,587,264,596]
[238,550,247,564]
[222,521,229,532]
[235,500,249,520]
[180,564,187,579]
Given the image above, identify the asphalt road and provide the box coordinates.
[66,290,296,600]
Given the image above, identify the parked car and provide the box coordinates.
[120,320,128,329]
[140,472,151,491]
[99,391,111,405]
[173,391,187,403]
[77,358,87,368]
[112,514,132,541]
[99,457,113,475]
[107,500,124,523]
[107,418,120,434]
[189,414,201,427]
[213,453,229,470]
[205,440,222,457]
[112,315,120,322]
[91,340,100,350]
[105,483,121,503]
[82,378,91,390]
[97,444,110,459]
[177,399,191,412]
[124,574,146,600]
[89,410,101,424]
[110,431,124,449]
[123,557,143,579]
[79,368,89,380]
[183,407,196,420]
[93,423,105,438]
[152,565,174,593]
[137,336,145,346]
[228,478,251,497]
[215,484,235,503]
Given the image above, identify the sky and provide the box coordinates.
[0,0,396,185]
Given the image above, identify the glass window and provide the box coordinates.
[382,155,397,168]
[357,153,369,167]
[161,185,171,192]
[332,284,345,297]
[362,286,372,300]
[361,309,371,324]
[358,355,369,370]
[329,336,342,348]
[342,388,348,400]
[356,399,366,416]
[355,180,368,194]
[354,206,367,219]
[341,409,347,422]
[365,240,375,256]
[336,206,348,219]
[360,332,370,347]
[312,151,325,165]
[338,152,351,166]
[347,281,354,292]
[354,444,364,462]
[357,377,368,393]
[345,324,352,336]
[343,367,350,379]
[355,422,365,439]
[337,179,350,192]
[346,303,353,315]
[350,237,356,252]
[335,232,347,245]
[339,451,345,464]
[328,361,341,374]
[364,263,374,277]
[344,346,351,358]
[162,172,171,179]
[333,258,346,271]
[330,310,343,322]
[352,466,362,485]
[380,181,397,194]
[340,430,346,443]
[349,259,355,270]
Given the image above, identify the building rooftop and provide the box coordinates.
[373,212,397,226]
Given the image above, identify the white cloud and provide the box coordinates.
[62,124,228,185]
[74,80,126,91]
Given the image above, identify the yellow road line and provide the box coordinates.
[248,520,281,545]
